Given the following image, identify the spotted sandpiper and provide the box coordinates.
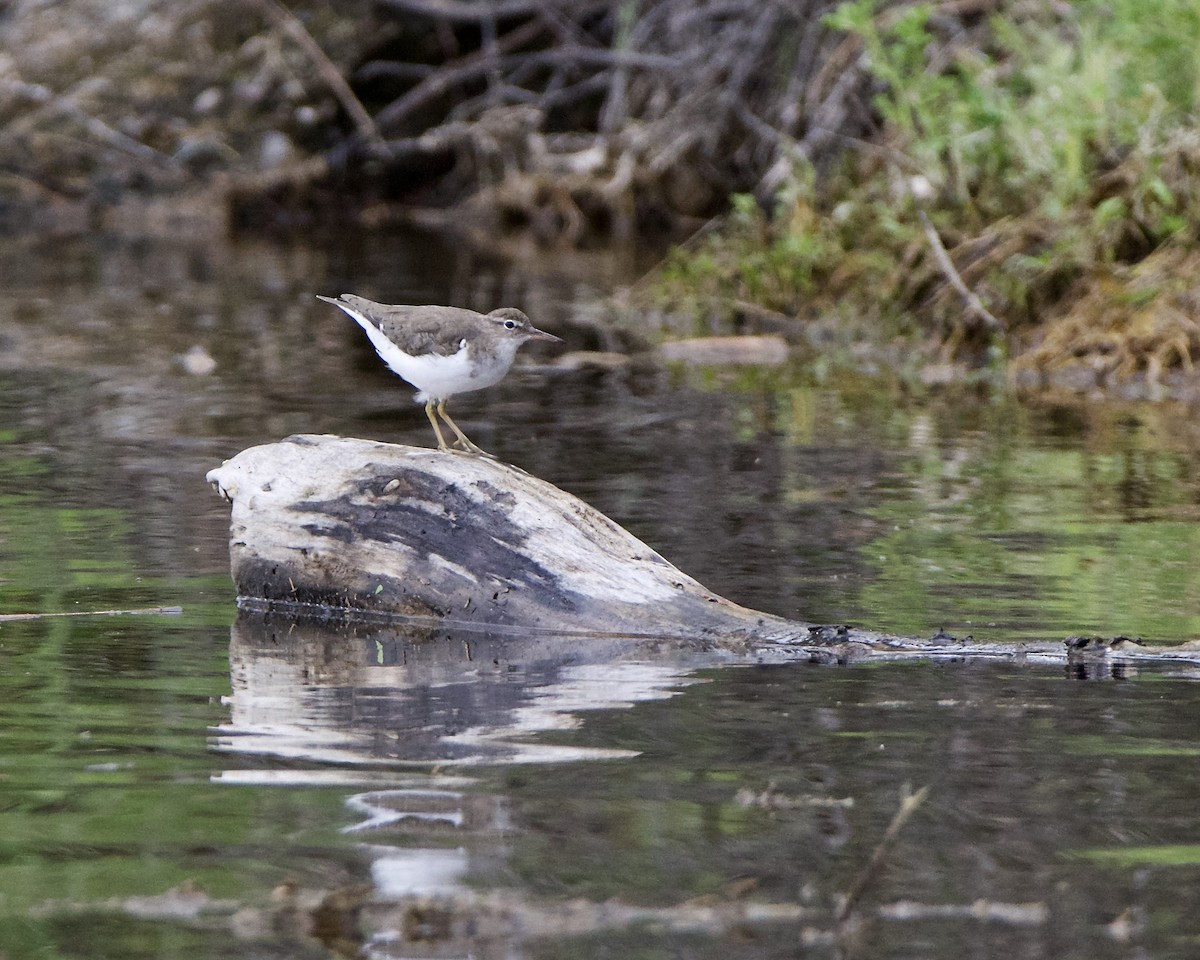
[318,294,562,454]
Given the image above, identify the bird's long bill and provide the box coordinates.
[529,327,564,343]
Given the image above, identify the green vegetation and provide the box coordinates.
[654,0,1200,386]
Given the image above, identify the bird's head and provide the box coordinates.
[486,308,562,344]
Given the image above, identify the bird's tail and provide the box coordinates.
[318,294,424,402]
[318,294,392,354]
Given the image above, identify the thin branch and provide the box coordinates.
[804,123,923,173]
[373,17,550,131]
[252,0,386,149]
[2,78,177,166]
[918,210,1004,331]
[375,43,679,132]
[376,0,565,22]
[532,46,682,71]
[598,0,637,134]
[355,61,437,83]
[539,73,615,112]
[0,606,183,623]
[835,784,931,926]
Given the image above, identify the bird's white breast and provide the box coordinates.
[364,324,520,402]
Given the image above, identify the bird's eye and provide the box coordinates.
[504,319,518,329]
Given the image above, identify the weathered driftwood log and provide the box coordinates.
[205,434,807,646]
[207,434,1199,666]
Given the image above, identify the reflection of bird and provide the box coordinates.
[319,294,561,455]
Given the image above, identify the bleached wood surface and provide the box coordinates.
[205,434,805,644]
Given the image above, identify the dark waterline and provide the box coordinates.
[2,230,1200,958]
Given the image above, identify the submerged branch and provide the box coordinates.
[835,784,932,926]
[0,606,183,622]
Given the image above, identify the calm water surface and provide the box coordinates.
[2,230,1200,958]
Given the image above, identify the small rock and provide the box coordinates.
[179,345,217,376]
[1010,366,1044,391]
[1046,361,1101,393]
[258,131,296,170]
[918,362,969,386]
[193,87,222,115]
[905,174,936,201]
[174,136,233,173]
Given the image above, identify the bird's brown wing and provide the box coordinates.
[338,296,486,357]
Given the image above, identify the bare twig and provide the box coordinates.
[376,0,563,22]
[375,42,681,131]
[0,606,183,623]
[2,78,178,166]
[835,783,931,926]
[598,0,639,134]
[918,210,1004,331]
[373,17,550,131]
[804,124,924,173]
[252,0,387,150]
[355,61,437,83]
[531,46,681,70]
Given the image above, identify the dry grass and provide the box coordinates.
[1011,244,1200,388]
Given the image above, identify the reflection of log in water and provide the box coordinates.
[206,609,1058,958]
[215,608,706,768]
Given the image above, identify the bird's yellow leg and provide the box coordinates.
[424,400,453,452]
[437,401,490,456]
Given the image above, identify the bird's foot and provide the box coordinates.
[451,438,495,457]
